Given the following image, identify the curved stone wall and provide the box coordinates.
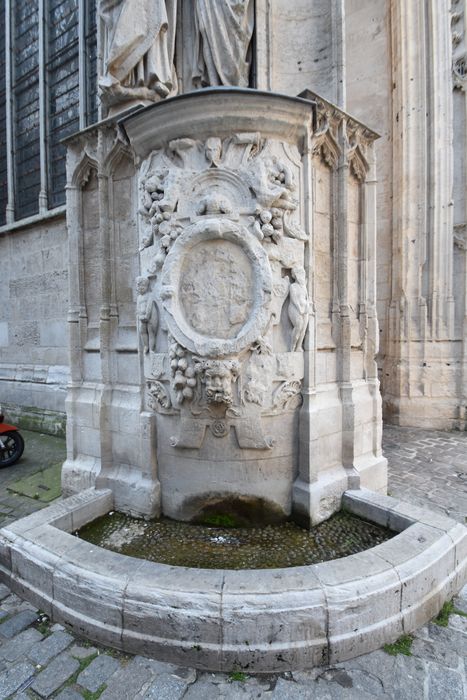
[0,488,465,672]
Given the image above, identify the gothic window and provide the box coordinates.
[0,2,7,225]
[0,0,98,225]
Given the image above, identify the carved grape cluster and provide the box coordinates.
[169,342,197,404]
[255,207,283,243]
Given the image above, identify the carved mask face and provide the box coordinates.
[205,138,222,166]
[136,277,149,295]
[205,366,234,405]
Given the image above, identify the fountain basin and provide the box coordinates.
[0,488,465,672]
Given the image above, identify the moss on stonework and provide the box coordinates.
[1,404,66,438]
[383,635,413,656]
[433,599,467,627]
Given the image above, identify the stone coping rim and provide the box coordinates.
[1,487,466,672]
[119,87,379,139]
[0,486,462,581]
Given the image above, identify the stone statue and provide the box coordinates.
[136,276,158,353]
[192,0,254,88]
[288,267,309,352]
[99,0,177,106]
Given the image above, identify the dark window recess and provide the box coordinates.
[0,0,7,225]
[85,0,98,125]
[13,0,40,219]
[47,0,79,208]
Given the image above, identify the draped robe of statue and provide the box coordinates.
[100,0,177,104]
[192,0,254,88]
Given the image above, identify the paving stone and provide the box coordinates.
[338,649,425,700]
[0,610,38,639]
[76,653,120,692]
[175,680,220,700]
[69,644,98,659]
[143,672,191,700]
[100,655,168,700]
[316,668,386,697]
[54,690,84,700]
[0,586,10,602]
[30,653,80,698]
[0,628,43,662]
[428,623,467,656]
[447,614,467,635]
[427,662,464,700]
[410,637,460,668]
[0,661,35,699]
[50,623,65,632]
[27,631,74,666]
[270,678,315,699]
[0,595,35,614]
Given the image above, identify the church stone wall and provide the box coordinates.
[0,216,69,434]
[344,0,393,379]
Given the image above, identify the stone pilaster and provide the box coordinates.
[383,0,457,428]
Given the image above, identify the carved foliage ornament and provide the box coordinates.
[311,104,341,170]
[346,125,370,183]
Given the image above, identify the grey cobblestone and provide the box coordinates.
[69,644,98,659]
[142,672,190,700]
[76,653,120,692]
[100,655,169,700]
[0,628,43,663]
[0,610,37,639]
[0,662,35,699]
[30,653,80,698]
[54,690,84,700]
[27,630,74,666]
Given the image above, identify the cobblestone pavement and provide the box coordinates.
[0,426,467,699]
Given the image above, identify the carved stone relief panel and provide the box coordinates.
[136,132,307,452]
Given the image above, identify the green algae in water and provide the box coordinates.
[76,511,395,570]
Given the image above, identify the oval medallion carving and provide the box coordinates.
[179,240,254,340]
[160,219,272,357]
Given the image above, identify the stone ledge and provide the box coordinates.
[0,488,465,673]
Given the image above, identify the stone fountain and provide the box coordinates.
[0,87,465,672]
[61,88,387,528]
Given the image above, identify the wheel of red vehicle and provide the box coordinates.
[0,431,25,467]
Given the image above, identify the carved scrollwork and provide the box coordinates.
[147,380,172,412]
[272,381,303,411]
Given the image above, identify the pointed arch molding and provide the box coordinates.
[347,143,369,183]
[72,153,99,188]
[103,138,134,177]
[311,130,341,170]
